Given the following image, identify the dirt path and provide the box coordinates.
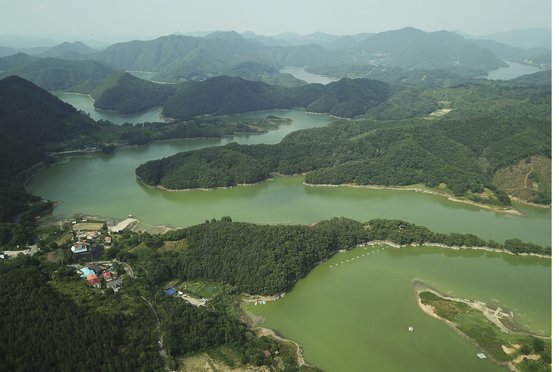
[523,165,533,189]
[141,296,171,372]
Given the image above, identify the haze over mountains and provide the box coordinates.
[0,27,550,77]
[0,27,550,121]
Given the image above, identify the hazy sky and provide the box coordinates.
[0,0,551,42]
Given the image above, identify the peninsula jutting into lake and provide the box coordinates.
[0,2,552,370]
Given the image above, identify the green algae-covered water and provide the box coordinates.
[28,107,551,371]
[249,245,550,372]
[29,109,549,245]
[52,92,165,124]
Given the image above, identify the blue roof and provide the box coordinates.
[164,288,177,296]
[80,268,95,278]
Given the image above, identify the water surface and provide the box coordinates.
[250,245,550,372]
[485,61,542,80]
[29,109,550,246]
[27,107,552,371]
[53,92,165,124]
[280,66,339,84]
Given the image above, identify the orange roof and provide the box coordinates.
[86,273,98,281]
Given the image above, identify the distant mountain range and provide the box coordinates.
[480,28,551,50]
[0,27,550,100]
[38,41,98,60]
[353,27,506,70]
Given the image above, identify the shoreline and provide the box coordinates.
[53,90,170,121]
[137,177,275,192]
[239,295,309,368]
[138,174,545,217]
[304,182,524,216]
[413,280,549,372]
[412,280,549,338]
[509,196,550,209]
[413,283,510,369]
[362,240,550,259]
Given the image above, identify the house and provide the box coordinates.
[106,278,123,292]
[104,236,112,245]
[86,231,99,240]
[87,273,101,288]
[71,241,89,254]
[164,288,177,296]
[80,267,96,278]
[88,278,101,288]
[102,271,112,281]
[263,350,272,358]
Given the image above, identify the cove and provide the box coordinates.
[280,66,339,84]
[485,61,542,80]
[52,92,165,124]
[28,109,550,246]
[248,245,550,372]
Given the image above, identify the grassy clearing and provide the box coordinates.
[494,155,551,205]
[160,239,188,252]
[164,279,230,300]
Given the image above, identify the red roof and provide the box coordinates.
[263,350,272,358]
[103,271,112,279]
[88,278,100,285]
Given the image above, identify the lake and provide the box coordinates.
[280,66,339,84]
[249,245,550,371]
[53,92,165,125]
[485,61,542,80]
[28,110,550,246]
[28,108,551,371]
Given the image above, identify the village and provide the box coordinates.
[0,216,139,291]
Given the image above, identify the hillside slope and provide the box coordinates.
[0,57,118,93]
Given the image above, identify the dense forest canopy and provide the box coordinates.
[130,217,550,296]
[0,25,552,372]
[90,72,434,120]
[136,80,550,206]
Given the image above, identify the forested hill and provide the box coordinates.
[355,27,506,70]
[0,55,118,93]
[137,218,550,295]
[0,76,98,179]
[92,72,435,119]
[93,32,334,82]
[136,82,550,206]
[90,29,509,82]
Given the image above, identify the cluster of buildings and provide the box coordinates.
[70,220,127,291]
[79,264,123,291]
[70,221,111,260]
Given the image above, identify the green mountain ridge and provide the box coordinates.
[0,56,118,93]
[355,27,506,70]
[91,72,433,120]
[0,76,98,178]
[136,81,550,206]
